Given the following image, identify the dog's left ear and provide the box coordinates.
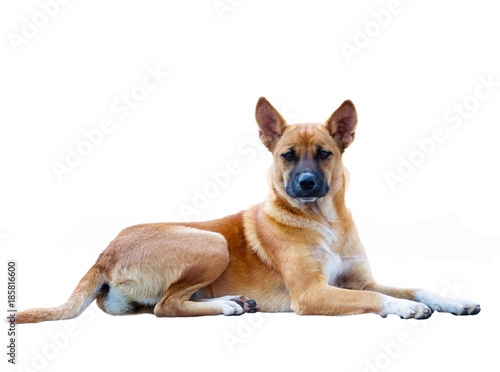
[325,100,358,151]
[255,97,287,151]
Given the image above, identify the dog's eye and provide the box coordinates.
[281,151,295,161]
[318,150,331,160]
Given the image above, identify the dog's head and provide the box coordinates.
[255,97,357,204]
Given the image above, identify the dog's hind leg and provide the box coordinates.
[154,281,247,317]
[153,263,253,317]
[93,224,243,318]
[152,229,245,317]
[156,288,246,316]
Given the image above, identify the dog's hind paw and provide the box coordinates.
[220,301,245,316]
[202,295,259,315]
[231,295,259,313]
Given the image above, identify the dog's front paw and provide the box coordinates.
[450,302,481,316]
[380,296,432,319]
[416,290,481,315]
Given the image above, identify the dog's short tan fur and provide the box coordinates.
[14,98,480,324]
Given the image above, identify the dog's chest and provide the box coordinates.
[313,230,353,286]
[316,248,346,285]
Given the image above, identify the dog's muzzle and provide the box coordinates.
[286,171,329,202]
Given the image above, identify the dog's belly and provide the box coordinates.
[251,290,292,312]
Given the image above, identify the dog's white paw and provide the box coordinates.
[201,295,259,315]
[218,300,245,316]
[380,295,432,319]
[416,290,481,315]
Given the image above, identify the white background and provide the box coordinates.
[1,1,499,371]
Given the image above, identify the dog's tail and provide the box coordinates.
[12,264,104,324]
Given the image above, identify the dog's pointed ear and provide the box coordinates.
[325,100,358,151]
[255,97,287,151]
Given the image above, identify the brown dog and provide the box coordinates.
[15,97,480,323]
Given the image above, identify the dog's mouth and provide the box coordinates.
[296,197,318,203]
[285,184,329,203]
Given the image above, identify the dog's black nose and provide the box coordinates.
[298,173,316,191]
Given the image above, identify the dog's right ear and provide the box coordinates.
[255,97,287,151]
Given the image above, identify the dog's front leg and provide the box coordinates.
[364,283,481,316]
[289,282,432,319]
[277,254,431,318]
